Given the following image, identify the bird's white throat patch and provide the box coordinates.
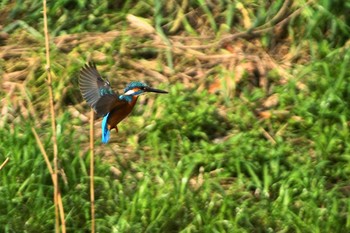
[124,89,135,96]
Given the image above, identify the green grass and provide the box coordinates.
[1,0,350,232]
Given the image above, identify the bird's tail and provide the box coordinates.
[101,113,110,144]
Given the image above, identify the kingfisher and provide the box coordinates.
[79,62,168,144]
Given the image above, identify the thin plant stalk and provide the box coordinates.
[32,128,66,232]
[90,109,95,233]
[0,157,9,170]
[42,0,65,232]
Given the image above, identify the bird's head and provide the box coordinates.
[123,81,168,97]
[119,81,168,102]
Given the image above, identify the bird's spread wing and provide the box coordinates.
[79,62,124,116]
[94,95,126,116]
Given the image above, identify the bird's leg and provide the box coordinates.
[108,124,118,133]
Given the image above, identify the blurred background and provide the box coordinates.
[1,0,350,232]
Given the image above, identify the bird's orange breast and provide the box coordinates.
[107,96,138,131]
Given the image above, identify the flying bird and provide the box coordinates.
[79,62,168,143]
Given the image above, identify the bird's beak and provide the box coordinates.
[145,87,168,94]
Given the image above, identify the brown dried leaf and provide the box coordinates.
[127,14,155,34]
[262,94,279,108]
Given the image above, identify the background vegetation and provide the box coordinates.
[1,0,350,232]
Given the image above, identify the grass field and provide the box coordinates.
[1,0,350,232]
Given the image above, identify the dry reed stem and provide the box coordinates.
[260,127,277,145]
[31,127,66,232]
[89,109,95,233]
[0,157,9,170]
[32,128,54,174]
[42,0,65,232]
[58,192,66,232]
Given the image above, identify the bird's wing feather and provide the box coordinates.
[79,62,124,116]
[95,95,127,116]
